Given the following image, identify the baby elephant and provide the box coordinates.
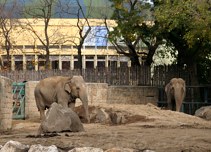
[165,78,186,112]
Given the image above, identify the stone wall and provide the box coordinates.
[0,76,13,130]
[25,81,158,119]
[107,86,158,104]
[86,83,108,104]
[25,81,40,119]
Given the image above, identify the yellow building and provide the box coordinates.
[0,18,135,71]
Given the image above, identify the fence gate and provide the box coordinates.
[12,82,26,119]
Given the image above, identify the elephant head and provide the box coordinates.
[165,78,186,112]
[64,76,90,123]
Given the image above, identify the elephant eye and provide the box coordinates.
[76,87,80,90]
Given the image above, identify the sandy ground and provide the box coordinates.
[1,103,211,152]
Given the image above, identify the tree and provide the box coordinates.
[58,0,92,72]
[21,0,58,69]
[154,0,211,84]
[108,0,163,66]
[0,0,20,68]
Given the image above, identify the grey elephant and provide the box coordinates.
[165,78,186,112]
[34,75,90,123]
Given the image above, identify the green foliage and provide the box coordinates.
[197,57,211,84]
[155,0,211,58]
[154,0,211,84]
[109,0,162,66]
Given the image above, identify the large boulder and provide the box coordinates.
[39,103,84,134]
[195,106,211,120]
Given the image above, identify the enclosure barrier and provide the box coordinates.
[24,81,158,119]
[157,86,211,114]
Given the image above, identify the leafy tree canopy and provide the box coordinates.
[154,0,211,66]
[154,0,211,84]
[109,0,162,66]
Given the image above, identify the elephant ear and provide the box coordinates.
[64,83,71,93]
[165,83,171,93]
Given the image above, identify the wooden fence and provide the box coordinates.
[0,65,207,86]
[152,65,191,86]
[0,66,152,86]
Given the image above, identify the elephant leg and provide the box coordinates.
[40,109,45,121]
[166,92,172,110]
[172,100,177,111]
[168,101,173,110]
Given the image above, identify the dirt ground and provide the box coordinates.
[1,103,211,152]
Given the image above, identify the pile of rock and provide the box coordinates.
[195,106,211,121]
[75,105,148,125]
[0,140,155,152]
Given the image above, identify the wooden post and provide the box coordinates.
[35,54,38,71]
[82,55,86,69]
[117,55,120,68]
[70,55,74,70]
[11,55,15,71]
[105,55,108,68]
[23,54,26,71]
[59,55,62,70]
[94,55,97,69]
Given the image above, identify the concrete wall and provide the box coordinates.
[25,81,158,119]
[25,81,40,119]
[0,76,13,130]
[107,86,158,104]
[86,83,108,104]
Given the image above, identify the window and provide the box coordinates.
[83,26,108,47]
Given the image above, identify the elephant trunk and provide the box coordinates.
[79,89,90,123]
[174,85,184,111]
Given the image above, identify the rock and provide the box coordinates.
[28,144,58,152]
[95,108,111,124]
[75,105,98,123]
[110,112,126,125]
[0,140,29,152]
[39,103,84,134]
[143,150,156,152]
[68,147,103,152]
[195,106,211,120]
[105,147,138,152]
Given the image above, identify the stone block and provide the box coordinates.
[0,76,13,130]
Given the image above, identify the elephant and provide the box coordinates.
[34,75,90,123]
[165,78,186,112]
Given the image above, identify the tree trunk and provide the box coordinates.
[130,55,140,67]
[144,46,157,66]
[45,47,50,70]
[77,46,83,75]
